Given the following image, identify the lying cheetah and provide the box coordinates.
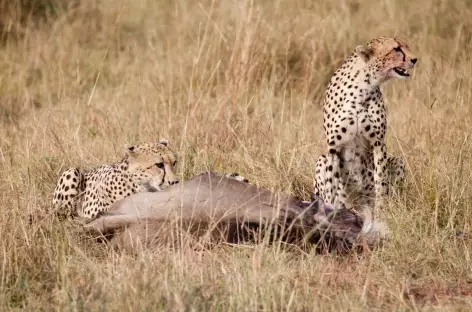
[317,36,417,210]
[52,139,179,219]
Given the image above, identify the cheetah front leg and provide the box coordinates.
[313,155,327,200]
[323,152,338,206]
[386,156,405,195]
[372,142,388,210]
[313,153,348,209]
[323,149,347,208]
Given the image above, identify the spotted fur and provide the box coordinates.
[52,139,179,219]
[313,153,405,207]
[316,36,417,210]
[226,172,249,183]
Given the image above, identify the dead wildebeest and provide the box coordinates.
[83,171,388,254]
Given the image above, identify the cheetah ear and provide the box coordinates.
[158,139,169,146]
[124,144,136,156]
[355,45,374,62]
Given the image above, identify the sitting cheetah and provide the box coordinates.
[52,139,179,219]
[317,36,417,210]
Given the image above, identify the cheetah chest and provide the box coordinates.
[324,90,386,146]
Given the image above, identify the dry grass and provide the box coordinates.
[1,0,472,310]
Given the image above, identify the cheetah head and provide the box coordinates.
[124,139,179,191]
[355,36,417,84]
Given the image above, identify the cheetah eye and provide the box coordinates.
[155,162,164,169]
[393,46,402,52]
[173,160,177,166]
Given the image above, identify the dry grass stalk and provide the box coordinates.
[1,0,472,310]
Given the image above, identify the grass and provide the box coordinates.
[1,0,472,310]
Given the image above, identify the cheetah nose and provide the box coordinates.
[411,58,418,65]
[169,180,179,185]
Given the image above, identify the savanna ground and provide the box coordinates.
[1,0,472,310]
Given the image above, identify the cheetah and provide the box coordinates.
[316,36,417,211]
[226,172,250,183]
[313,153,406,206]
[52,139,179,219]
